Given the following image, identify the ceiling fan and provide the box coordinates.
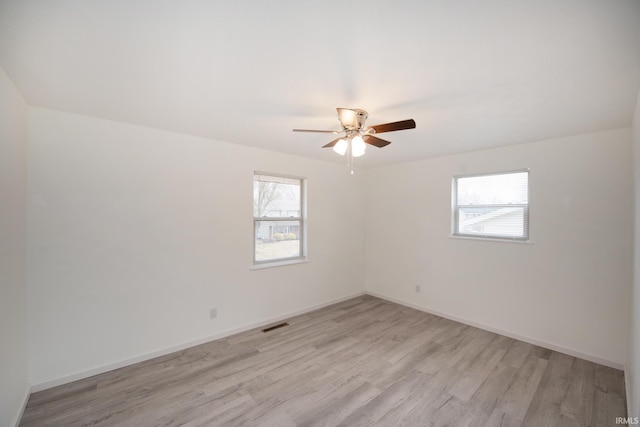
[293,108,416,173]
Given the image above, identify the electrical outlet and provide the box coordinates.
[209,308,217,319]
[415,284,421,293]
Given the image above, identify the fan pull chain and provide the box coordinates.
[347,139,355,174]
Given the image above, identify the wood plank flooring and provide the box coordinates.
[20,295,627,426]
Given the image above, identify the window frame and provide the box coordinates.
[451,169,530,242]
[252,171,307,267]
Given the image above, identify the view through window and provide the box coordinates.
[452,170,529,241]
[253,173,306,264]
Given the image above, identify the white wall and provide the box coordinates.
[0,68,29,426]
[366,129,632,367]
[27,108,366,387]
[629,90,640,417]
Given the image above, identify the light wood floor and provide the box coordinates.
[20,295,626,426]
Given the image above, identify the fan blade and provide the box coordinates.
[363,135,392,148]
[322,137,342,148]
[368,119,416,134]
[293,129,339,134]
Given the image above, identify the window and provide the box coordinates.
[452,170,529,241]
[253,172,306,265]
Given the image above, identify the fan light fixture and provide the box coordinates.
[351,135,366,157]
[333,138,348,156]
[332,135,366,158]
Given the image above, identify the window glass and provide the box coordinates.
[453,171,529,241]
[253,173,306,264]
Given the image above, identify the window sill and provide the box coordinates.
[450,235,533,245]
[251,258,308,270]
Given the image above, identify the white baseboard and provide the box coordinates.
[13,385,30,427]
[30,291,366,392]
[366,290,624,370]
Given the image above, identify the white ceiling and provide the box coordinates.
[1,1,639,168]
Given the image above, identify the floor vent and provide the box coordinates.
[262,322,289,333]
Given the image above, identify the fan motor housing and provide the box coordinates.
[337,108,368,131]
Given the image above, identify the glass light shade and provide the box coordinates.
[333,139,348,156]
[351,135,366,157]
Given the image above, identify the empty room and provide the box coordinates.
[2,1,640,426]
